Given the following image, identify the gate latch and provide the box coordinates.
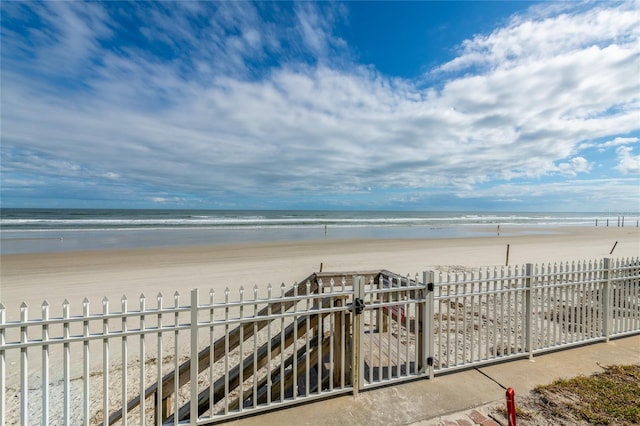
[353,297,365,315]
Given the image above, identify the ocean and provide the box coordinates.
[1,209,636,254]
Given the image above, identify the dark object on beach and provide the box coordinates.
[610,241,618,255]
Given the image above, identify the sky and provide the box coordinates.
[1,1,639,212]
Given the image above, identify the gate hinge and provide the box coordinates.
[427,282,434,292]
[427,357,434,367]
[353,298,365,315]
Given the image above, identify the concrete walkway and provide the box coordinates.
[228,335,639,426]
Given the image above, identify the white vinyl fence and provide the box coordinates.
[1,257,638,425]
[430,257,639,373]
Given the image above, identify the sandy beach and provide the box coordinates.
[2,226,639,319]
[1,225,639,424]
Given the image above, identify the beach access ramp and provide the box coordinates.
[104,270,428,425]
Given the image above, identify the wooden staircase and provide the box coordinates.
[102,272,361,425]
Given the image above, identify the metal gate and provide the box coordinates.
[352,272,434,392]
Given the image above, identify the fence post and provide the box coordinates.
[139,295,146,426]
[20,302,28,425]
[524,264,534,360]
[417,273,425,374]
[422,271,435,379]
[102,297,110,425]
[0,303,5,426]
[190,289,199,424]
[83,298,90,426]
[63,299,72,425]
[352,276,364,396]
[42,301,50,424]
[120,296,128,426]
[602,258,611,342]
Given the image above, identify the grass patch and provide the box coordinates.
[494,405,535,420]
[532,364,640,425]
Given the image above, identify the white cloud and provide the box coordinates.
[15,2,111,77]
[295,3,329,56]
[464,178,640,211]
[600,136,640,150]
[615,146,640,174]
[557,157,592,176]
[102,172,121,180]
[1,1,639,210]
[438,2,638,74]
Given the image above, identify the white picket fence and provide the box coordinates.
[1,257,638,425]
[430,257,640,372]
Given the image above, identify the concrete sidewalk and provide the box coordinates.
[229,335,639,426]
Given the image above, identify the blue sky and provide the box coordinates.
[1,1,638,211]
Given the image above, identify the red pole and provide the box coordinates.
[506,387,517,426]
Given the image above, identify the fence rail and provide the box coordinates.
[1,257,638,425]
[431,257,640,373]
